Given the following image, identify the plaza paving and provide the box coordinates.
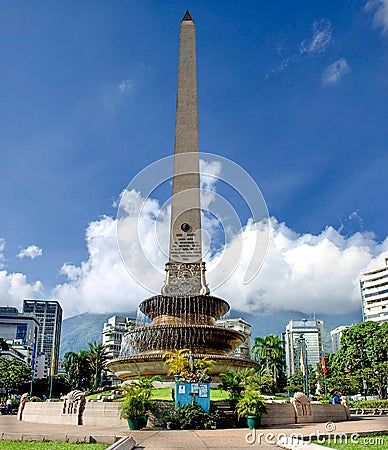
[0,415,387,449]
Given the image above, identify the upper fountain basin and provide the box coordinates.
[139,295,230,326]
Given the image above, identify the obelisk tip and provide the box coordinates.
[182,10,194,23]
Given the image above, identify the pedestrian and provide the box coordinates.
[332,392,341,404]
[6,397,12,415]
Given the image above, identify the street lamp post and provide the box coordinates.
[299,334,309,396]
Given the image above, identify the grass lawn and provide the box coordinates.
[150,387,230,401]
[319,434,388,449]
[85,390,113,400]
[150,387,174,401]
[0,442,107,449]
[105,387,285,402]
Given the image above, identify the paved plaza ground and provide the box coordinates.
[0,415,387,449]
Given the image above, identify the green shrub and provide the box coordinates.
[349,399,388,409]
[166,402,218,429]
[236,391,268,419]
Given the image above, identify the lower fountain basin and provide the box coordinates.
[121,324,245,355]
[107,352,261,381]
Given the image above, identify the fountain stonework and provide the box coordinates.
[107,11,260,380]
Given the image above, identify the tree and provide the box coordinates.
[21,375,72,398]
[251,335,285,388]
[362,362,388,400]
[0,357,32,395]
[330,322,388,399]
[88,342,109,389]
[63,350,93,391]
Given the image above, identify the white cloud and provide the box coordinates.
[322,58,351,85]
[365,0,388,33]
[269,19,332,76]
[118,79,133,95]
[0,239,5,269]
[17,245,43,260]
[0,194,385,320]
[300,19,332,55]
[51,189,388,318]
[0,240,43,309]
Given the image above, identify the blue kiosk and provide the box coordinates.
[175,382,210,412]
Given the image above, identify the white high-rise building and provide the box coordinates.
[215,317,251,359]
[102,315,136,360]
[23,299,62,377]
[330,325,349,353]
[360,259,388,325]
[284,319,324,377]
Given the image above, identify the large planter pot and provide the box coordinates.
[127,415,147,430]
[246,415,261,430]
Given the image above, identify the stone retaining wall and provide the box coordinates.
[21,400,349,427]
[261,403,296,426]
[21,402,80,425]
[82,402,127,427]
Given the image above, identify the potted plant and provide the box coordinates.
[120,375,160,430]
[236,390,268,430]
[163,349,190,380]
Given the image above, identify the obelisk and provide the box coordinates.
[162,11,209,296]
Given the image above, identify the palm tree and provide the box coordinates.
[251,335,284,386]
[88,342,109,389]
[162,349,190,376]
[63,350,93,391]
[218,368,254,403]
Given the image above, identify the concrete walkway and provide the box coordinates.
[0,415,387,449]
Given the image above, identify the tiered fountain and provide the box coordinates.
[107,11,260,380]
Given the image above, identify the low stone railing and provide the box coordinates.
[350,408,388,415]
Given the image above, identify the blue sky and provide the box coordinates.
[0,1,387,317]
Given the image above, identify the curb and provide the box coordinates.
[0,432,124,445]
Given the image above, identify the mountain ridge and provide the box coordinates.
[60,309,362,358]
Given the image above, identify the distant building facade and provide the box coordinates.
[360,259,388,325]
[216,317,251,359]
[23,299,62,377]
[0,306,47,378]
[0,306,39,348]
[284,319,324,377]
[330,325,349,353]
[102,315,136,360]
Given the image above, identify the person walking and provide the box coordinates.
[6,397,12,415]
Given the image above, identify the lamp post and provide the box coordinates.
[299,334,309,396]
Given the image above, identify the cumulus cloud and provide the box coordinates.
[51,188,388,318]
[365,0,388,33]
[17,245,43,260]
[1,188,386,319]
[322,58,351,85]
[0,241,43,308]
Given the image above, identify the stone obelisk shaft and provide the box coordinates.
[162,11,209,296]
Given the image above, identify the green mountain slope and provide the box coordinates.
[60,311,136,358]
[59,309,361,359]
